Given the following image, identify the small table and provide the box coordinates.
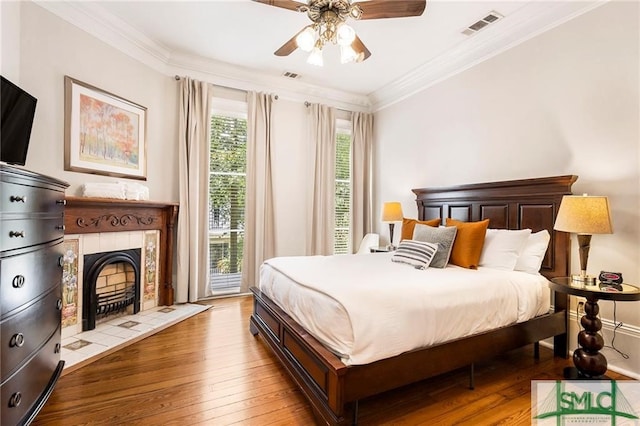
[549,277,640,379]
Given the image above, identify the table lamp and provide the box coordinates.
[382,202,403,250]
[553,194,613,285]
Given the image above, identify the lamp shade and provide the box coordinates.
[382,202,403,222]
[554,195,613,235]
[295,26,316,52]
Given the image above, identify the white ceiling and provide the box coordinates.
[39,0,605,110]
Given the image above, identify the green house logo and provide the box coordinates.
[532,380,640,425]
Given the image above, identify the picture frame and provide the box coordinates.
[64,76,147,180]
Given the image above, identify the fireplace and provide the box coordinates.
[60,197,178,340]
[82,249,141,331]
[64,197,178,306]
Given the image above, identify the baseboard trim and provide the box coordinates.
[540,309,640,380]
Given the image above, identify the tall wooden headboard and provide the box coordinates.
[412,175,578,280]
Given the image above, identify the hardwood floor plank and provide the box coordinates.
[34,295,630,425]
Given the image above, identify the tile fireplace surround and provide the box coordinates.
[61,230,158,339]
[60,197,183,372]
[64,197,178,306]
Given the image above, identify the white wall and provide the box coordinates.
[1,1,21,81]
[374,1,640,377]
[16,2,178,201]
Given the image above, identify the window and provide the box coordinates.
[334,122,352,254]
[209,103,247,296]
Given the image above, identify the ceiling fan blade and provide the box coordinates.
[351,36,371,62]
[357,0,426,20]
[251,0,306,12]
[274,29,303,56]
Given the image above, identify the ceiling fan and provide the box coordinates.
[253,0,427,66]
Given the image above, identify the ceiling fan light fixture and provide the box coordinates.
[336,23,356,46]
[259,0,427,64]
[296,26,316,52]
[307,44,324,66]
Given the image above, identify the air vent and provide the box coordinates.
[462,11,503,36]
[282,71,300,79]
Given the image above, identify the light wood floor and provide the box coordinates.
[34,296,628,425]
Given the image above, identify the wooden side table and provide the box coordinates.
[549,277,640,379]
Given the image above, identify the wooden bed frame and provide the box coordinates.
[250,175,577,425]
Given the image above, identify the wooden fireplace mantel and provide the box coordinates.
[64,196,179,306]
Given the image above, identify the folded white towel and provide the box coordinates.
[82,182,126,199]
[119,181,150,201]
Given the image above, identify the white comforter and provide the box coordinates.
[259,253,550,366]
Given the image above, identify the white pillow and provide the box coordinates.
[479,229,532,271]
[514,230,551,274]
[391,240,438,270]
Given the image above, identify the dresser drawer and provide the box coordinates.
[1,217,64,252]
[1,287,62,382]
[1,242,63,317]
[1,329,61,426]
[0,180,65,217]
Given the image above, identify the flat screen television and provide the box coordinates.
[1,76,37,166]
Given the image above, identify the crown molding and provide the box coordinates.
[369,0,608,112]
[35,1,171,73]
[33,1,370,112]
[167,52,371,112]
[35,0,606,113]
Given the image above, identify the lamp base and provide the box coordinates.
[571,274,596,285]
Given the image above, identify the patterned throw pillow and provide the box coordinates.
[391,240,438,270]
[411,224,457,268]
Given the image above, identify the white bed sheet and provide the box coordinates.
[259,252,551,366]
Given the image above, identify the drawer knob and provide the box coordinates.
[9,392,22,408]
[9,230,25,238]
[12,275,25,288]
[10,195,26,203]
[56,199,67,205]
[58,256,64,267]
[10,333,25,348]
[56,299,63,310]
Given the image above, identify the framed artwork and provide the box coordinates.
[64,76,147,180]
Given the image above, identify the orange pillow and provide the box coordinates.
[446,218,490,269]
[401,217,441,241]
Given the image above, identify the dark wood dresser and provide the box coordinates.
[1,164,68,425]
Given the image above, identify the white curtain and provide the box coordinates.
[176,77,211,302]
[241,92,276,293]
[350,111,374,252]
[306,103,336,255]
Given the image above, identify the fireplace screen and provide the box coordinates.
[83,249,141,331]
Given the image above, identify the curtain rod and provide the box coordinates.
[305,100,353,114]
[174,75,278,99]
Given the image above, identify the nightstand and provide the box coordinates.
[370,246,392,253]
[549,277,640,379]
